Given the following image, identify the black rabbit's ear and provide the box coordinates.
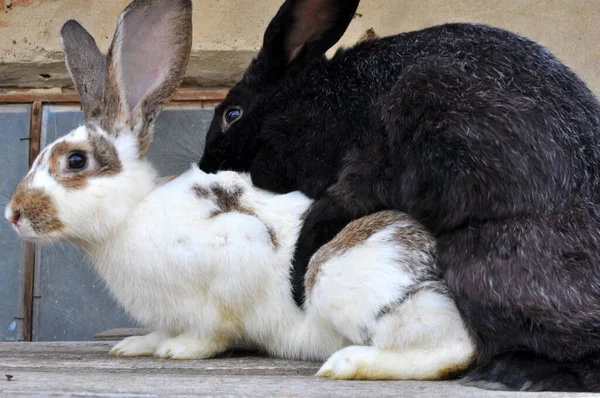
[257,0,360,77]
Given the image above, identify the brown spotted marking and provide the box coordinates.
[57,173,90,190]
[266,228,279,250]
[89,132,122,175]
[47,133,122,190]
[306,211,400,292]
[191,185,209,198]
[306,211,435,293]
[388,217,436,255]
[190,183,279,249]
[210,183,253,217]
[10,176,64,234]
[48,141,71,176]
[357,28,379,43]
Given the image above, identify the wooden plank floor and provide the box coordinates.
[0,342,591,397]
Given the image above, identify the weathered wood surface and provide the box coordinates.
[0,342,591,397]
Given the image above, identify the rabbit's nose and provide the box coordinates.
[8,210,21,225]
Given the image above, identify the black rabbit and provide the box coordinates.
[199,0,600,392]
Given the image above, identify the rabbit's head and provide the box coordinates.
[199,0,360,192]
[5,0,192,243]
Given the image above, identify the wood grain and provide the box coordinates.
[21,101,42,342]
[0,89,227,104]
[0,342,582,397]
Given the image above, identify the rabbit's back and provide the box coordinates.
[127,167,294,264]
[97,167,295,329]
[332,22,595,108]
[269,23,600,202]
[372,24,600,231]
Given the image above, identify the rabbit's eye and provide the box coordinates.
[223,107,242,128]
[225,108,241,122]
[68,153,87,170]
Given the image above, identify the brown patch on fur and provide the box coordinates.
[48,134,121,190]
[306,211,403,292]
[306,210,435,293]
[357,28,379,43]
[10,177,64,234]
[10,175,32,201]
[191,183,279,249]
[210,184,255,218]
[48,141,71,176]
[389,219,436,254]
[89,133,122,175]
[57,173,89,190]
[191,185,210,198]
[267,227,279,250]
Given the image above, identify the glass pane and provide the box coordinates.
[147,105,213,176]
[0,104,31,341]
[35,103,214,341]
[40,105,85,148]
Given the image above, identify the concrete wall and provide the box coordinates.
[0,0,598,95]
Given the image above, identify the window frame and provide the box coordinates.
[0,88,226,341]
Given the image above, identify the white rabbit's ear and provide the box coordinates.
[105,0,193,153]
[60,20,107,120]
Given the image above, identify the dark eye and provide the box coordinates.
[224,107,242,125]
[68,153,87,170]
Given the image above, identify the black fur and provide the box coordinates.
[199,0,600,391]
[463,352,600,392]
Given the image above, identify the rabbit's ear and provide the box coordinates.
[105,0,192,153]
[260,0,359,73]
[60,20,107,120]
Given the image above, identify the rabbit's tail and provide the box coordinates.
[463,351,600,392]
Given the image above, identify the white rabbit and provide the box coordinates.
[5,0,474,381]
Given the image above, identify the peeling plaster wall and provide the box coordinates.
[0,0,598,95]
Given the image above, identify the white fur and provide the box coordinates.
[7,127,474,379]
[5,0,475,379]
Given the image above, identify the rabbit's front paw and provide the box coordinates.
[154,334,226,360]
[317,346,379,380]
[110,331,167,357]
